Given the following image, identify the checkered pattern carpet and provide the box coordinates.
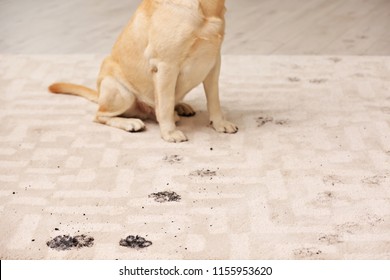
[1,54,390,259]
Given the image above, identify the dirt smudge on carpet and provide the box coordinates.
[47,234,94,251]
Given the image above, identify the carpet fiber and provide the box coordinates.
[0,55,389,259]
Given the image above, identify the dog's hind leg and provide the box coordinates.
[175,103,196,117]
[95,76,145,132]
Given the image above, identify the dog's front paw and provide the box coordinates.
[162,130,188,143]
[211,120,238,134]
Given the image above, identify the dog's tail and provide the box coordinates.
[48,83,98,103]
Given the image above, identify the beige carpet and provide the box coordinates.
[0,55,390,260]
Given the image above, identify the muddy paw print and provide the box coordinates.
[309,78,328,84]
[323,175,343,186]
[256,116,274,127]
[119,235,152,249]
[293,247,322,259]
[288,77,301,82]
[189,169,217,178]
[317,191,335,203]
[363,213,385,227]
[335,222,361,234]
[47,234,94,251]
[319,234,343,245]
[163,155,183,164]
[361,174,388,186]
[149,191,181,203]
[256,116,289,127]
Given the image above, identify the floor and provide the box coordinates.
[1,0,390,260]
[0,0,390,55]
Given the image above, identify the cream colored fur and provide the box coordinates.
[49,0,238,142]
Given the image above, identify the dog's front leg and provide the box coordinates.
[153,62,188,143]
[204,55,238,134]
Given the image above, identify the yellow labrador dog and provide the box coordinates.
[49,0,238,142]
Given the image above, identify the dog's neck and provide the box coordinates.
[199,0,225,18]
